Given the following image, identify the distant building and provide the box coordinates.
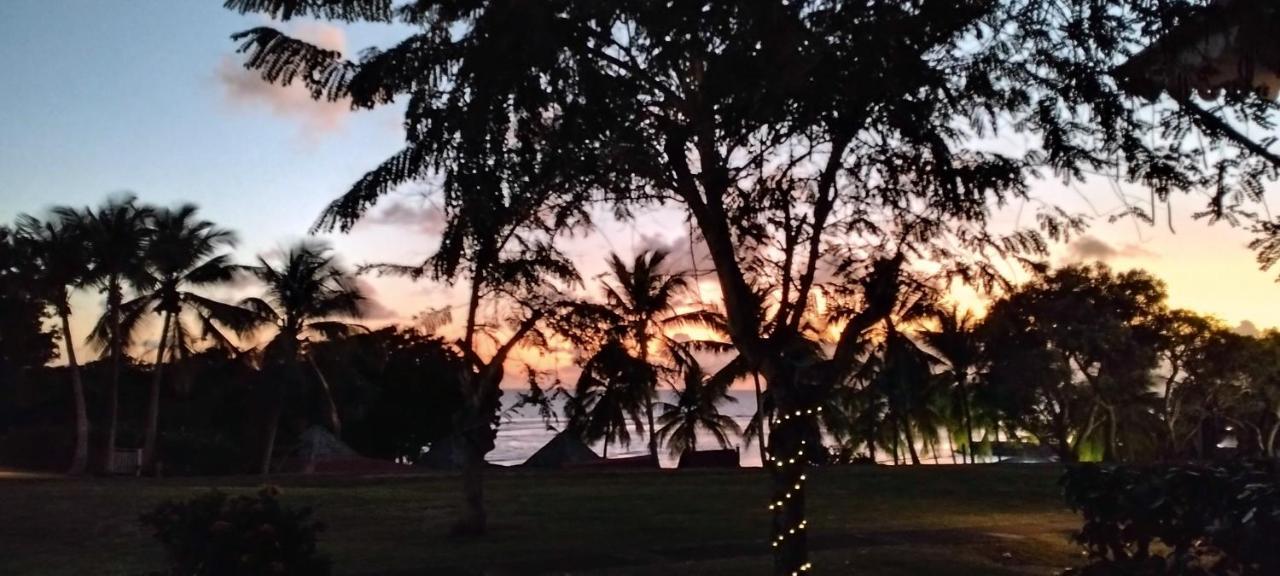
[523,431,601,468]
[676,448,740,469]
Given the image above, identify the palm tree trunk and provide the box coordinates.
[1267,417,1280,458]
[752,371,767,466]
[902,417,921,465]
[958,375,975,464]
[947,432,957,464]
[640,335,658,461]
[1103,404,1119,463]
[141,310,173,475]
[259,376,286,475]
[308,356,342,436]
[891,421,901,465]
[60,306,90,476]
[98,281,123,475]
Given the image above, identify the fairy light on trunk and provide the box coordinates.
[767,405,822,574]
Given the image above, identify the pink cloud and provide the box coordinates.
[216,23,352,138]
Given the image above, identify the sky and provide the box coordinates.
[2,1,1279,379]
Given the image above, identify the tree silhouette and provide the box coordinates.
[221,1,1280,570]
[13,213,92,474]
[571,338,650,458]
[655,355,742,459]
[0,228,57,378]
[600,250,685,460]
[983,264,1168,463]
[241,240,366,475]
[918,306,983,463]
[98,204,256,474]
[76,195,154,473]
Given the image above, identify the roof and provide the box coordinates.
[677,448,740,469]
[523,431,601,468]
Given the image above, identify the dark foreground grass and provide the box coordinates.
[0,464,1082,575]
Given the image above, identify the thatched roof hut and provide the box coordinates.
[677,448,740,469]
[522,431,601,468]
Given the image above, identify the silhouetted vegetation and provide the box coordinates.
[5,0,1280,574]
[1063,461,1280,575]
[140,486,330,576]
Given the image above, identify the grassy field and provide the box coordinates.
[0,464,1083,575]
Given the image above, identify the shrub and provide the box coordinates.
[140,486,330,576]
[1061,460,1280,575]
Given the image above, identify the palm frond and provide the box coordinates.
[313,144,431,233]
[231,27,357,102]
[183,293,262,339]
[224,0,392,23]
[306,320,370,341]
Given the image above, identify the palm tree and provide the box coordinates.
[105,204,255,474]
[241,240,366,475]
[79,194,154,473]
[655,357,742,458]
[918,306,983,463]
[598,250,688,459]
[572,338,652,458]
[15,212,92,474]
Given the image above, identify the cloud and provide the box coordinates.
[355,279,399,321]
[1066,235,1159,263]
[1235,320,1260,337]
[636,232,713,275]
[358,199,447,236]
[216,23,352,138]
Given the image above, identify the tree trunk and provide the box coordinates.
[1103,405,1119,463]
[1266,418,1280,458]
[453,370,500,537]
[958,375,975,464]
[769,404,809,575]
[97,282,124,475]
[891,421,901,465]
[259,381,284,476]
[60,306,90,476]
[456,431,488,536]
[141,310,172,475]
[640,333,658,461]
[752,371,768,467]
[902,416,922,465]
[309,356,342,436]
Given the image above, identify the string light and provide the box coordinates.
[768,405,822,574]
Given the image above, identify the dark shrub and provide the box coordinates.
[140,486,330,576]
[1062,460,1280,575]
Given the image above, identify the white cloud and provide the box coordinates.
[358,199,447,236]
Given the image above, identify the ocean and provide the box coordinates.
[488,389,766,468]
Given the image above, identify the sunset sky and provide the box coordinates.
[2,1,1277,379]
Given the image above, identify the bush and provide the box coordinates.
[1061,460,1280,575]
[140,486,330,576]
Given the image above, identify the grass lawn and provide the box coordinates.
[0,464,1083,575]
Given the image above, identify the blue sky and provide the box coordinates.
[3,1,1280,366]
